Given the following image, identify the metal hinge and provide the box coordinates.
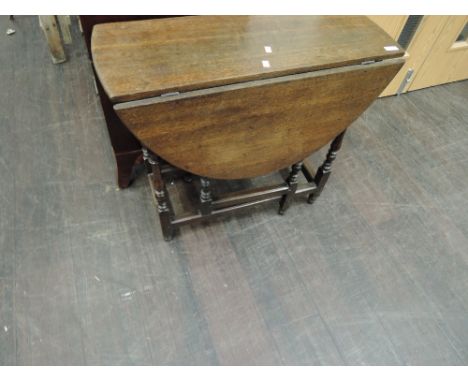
[160,91,180,97]
[396,68,414,96]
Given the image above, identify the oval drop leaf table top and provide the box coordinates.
[92,16,405,180]
[91,16,404,103]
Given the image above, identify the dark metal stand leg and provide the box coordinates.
[199,177,213,216]
[144,149,175,241]
[279,162,303,215]
[308,129,346,204]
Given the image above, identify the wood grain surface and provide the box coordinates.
[115,59,403,179]
[92,16,404,102]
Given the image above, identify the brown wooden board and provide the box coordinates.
[115,59,403,179]
[92,16,404,103]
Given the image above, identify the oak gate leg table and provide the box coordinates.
[91,16,404,240]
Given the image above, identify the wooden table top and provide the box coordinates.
[92,16,403,103]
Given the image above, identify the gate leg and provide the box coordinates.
[199,177,213,216]
[144,149,175,241]
[308,129,346,205]
[279,162,303,215]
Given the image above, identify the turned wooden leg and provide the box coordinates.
[279,162,303,215]
[142,147,154,176]
[144,149,175,241]
[308,129,346,204]
[199,177,213,216]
